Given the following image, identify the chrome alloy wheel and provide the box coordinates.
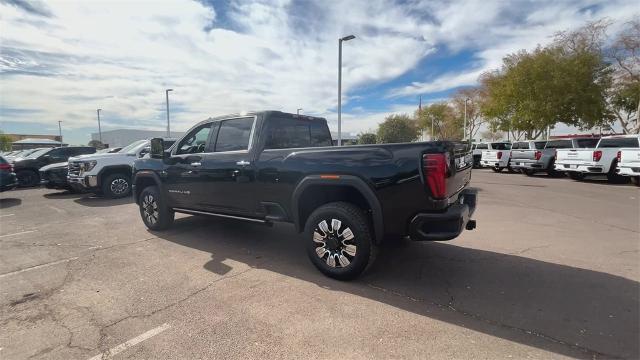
[142,194,159,225]
[313,218,357,268]
[110,178,129,195]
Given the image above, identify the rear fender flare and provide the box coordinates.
[291,175,384,243]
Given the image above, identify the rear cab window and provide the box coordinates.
[575,138,599,148]
[534,141,546,149]
[491,142,511,150]
[511,142,527,149]
[476,144,488,150]
[544,140,572,149]
[597,137,640,148]
[264,116,332,150]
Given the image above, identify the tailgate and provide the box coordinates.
[620,149,640,166]
[448,144,473,199]
[510,149,536,161]
[482,150,499,160]
[556,149,592,163]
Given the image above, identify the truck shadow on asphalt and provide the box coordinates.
[153,215,639,360]
[0,198,22,209]
[73,195,133,207]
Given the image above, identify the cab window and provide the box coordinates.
[177,124,212,154]
[214,117,254,152]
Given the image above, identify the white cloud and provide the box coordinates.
[0,0,432,137]
[0,0,637,142]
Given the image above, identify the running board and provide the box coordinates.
[172,208,268,224]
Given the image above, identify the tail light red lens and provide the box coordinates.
[0,163,11,171]
[535,151,542,160]
[593,150,602,162]
[497,151,503,159]
[617,151,621,162]
[423,153,448,200]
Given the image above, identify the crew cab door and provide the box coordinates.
[198,116,258,216]
[164,122,214,209]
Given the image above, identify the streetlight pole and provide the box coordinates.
[338,34,355,146]
[96,109,102,144]
[297,108,303,116]
[57,121,63,146]
[165,88,173,137]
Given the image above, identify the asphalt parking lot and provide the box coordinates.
[0,170,638,359]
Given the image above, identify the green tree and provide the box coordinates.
[0,131,12,151]
[357,132,377,144]
[377,114,418,143]
[479,23,611,139]
[416,103,462,140]
[88,139,104,149]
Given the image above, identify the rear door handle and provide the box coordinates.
[236,160,250,166]
[190,162,202,167]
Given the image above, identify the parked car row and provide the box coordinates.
[472,135,640,184]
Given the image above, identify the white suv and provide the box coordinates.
[67,139,175,198]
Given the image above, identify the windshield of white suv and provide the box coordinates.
[119,140,148,154]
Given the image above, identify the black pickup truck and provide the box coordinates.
[133,111,477,279]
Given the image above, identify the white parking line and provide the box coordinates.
[0,214,15,218]
[0,257,78,279]
[0,230,38,238]
[87,323,171,360]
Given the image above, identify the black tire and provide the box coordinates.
[304,202,375,280]
[631,177,640,187]
[568,172,585,180]
[507,164,516,173]
[546,159,560,177]
[16,170,39,187]
[102,173,131,198]
[491,167,503,173]
[138,186,174,230]
[523,169,535,176]
[607,162,628,184]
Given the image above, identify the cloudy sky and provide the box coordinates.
[0,0,637,144]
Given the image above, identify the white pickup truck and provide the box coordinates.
[617,148,640,185]
[555,135,640,182]
[67,139,176,198]
[480,142,512,172]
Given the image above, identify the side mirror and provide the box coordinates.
[150,138,165,159]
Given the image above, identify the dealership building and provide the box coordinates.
[91,129,185,148]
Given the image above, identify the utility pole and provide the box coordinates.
[165,89,173,137]
[337,34,355,146]
[97,109,103,144]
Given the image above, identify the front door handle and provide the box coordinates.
[236,160,250,166]
[190,162,202,167]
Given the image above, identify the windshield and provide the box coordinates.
[24,148,51,159]
[119,140,148,154]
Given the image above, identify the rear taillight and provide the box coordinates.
[0,163,11,171]
[593,150,602,162]
[535,151,542,160]
[423,153,448,200]
[617,151,621,162]
[497,151,503,159]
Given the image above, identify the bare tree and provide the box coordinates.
[451,87,486,140]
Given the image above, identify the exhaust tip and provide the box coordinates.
[466,220,476,230]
